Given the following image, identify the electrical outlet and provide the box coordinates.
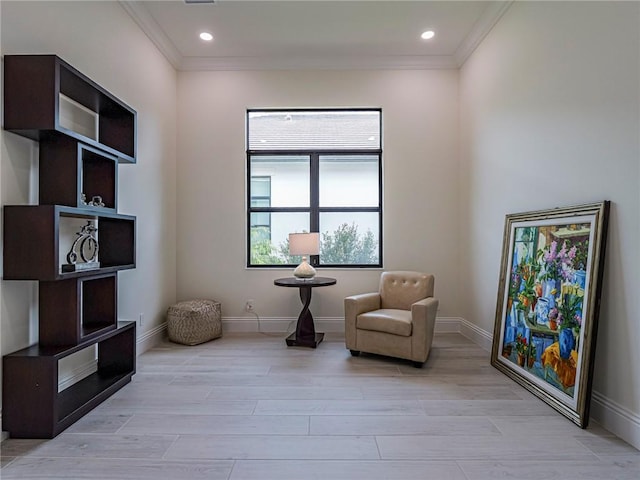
[139,313,144,327]
[245,300,255,312]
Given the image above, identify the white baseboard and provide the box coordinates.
[223,316,347,334]
[459,318,493,351]
[223,316,463,335]
[591,391,640,450]
[136,322,167,354]
[434,317,463,333]
[223,317,294,333]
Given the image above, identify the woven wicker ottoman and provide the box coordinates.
[167,299,222,345]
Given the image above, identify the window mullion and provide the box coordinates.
[310,152,320,230]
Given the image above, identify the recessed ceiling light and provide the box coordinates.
[421,30,435,40]
[199,32,214,41]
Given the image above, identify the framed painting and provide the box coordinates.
[491,201,610,428]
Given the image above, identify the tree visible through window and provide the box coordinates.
[247,109,382,268]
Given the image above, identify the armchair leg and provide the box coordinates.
[412,361,424,368]
[349,350,361,357]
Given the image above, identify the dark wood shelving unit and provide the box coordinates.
[2,54,137,439]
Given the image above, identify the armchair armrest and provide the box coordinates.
[344,292,381,349]
[411,297,439,362]
[411,297,439,320]
[345,292,381,316]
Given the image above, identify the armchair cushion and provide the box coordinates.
[357,309,412,337]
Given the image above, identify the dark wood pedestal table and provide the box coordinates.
[274,277,337,348]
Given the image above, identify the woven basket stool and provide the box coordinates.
[167,299,222,345]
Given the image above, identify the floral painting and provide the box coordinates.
[491,202,610,428]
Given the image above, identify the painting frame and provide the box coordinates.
[490,201,610,428]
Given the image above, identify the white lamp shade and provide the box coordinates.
[289,233,320,256]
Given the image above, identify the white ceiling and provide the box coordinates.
[120,1,512,70]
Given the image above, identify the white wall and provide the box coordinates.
[177,69,460,322]
[0,0,178,398]
[460,2,640,447]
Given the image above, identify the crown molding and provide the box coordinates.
[454,0,513,67]
[121,0,511,71]
[180,54,458,71]
[119,0,183,69]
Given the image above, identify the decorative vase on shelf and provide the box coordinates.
[559,328,575,359]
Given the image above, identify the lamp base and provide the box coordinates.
[293,257,316,279]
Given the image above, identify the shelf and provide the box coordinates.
[39,273,117,347]
[3,55,136,163]
[39,134,118,211]
[7,321,135,359]
[2,321,135,438]
[56,370,133,430]
[3,205,135,281]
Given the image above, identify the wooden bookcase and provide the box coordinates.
[2,55,137,438]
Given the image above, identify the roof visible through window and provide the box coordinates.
[248,109,381,151]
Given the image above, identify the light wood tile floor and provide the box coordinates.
[1,332,639,479]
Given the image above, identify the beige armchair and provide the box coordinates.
[344,271,439,367]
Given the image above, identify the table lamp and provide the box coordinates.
[289,232,319,279]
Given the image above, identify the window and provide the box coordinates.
[247,109,382,268]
